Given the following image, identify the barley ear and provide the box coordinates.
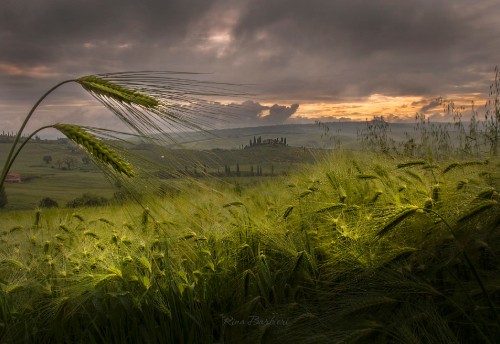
[457,200,497,223]
[375,206,419,238]
[442,162,460,174]
[77,76,160,108]
[52,124,135,177]
[397,160,426,168]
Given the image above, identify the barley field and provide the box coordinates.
[0,72,499,343]
[0,147,498,343]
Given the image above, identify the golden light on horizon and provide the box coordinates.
[289,93,488,122]
[287,95,421,122]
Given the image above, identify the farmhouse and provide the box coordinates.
[246,136,288,148]
[262,138,280,145]
[5,172,21,183]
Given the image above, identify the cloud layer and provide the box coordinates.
[1,0,499,132]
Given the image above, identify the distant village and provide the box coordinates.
[245,136,287,148]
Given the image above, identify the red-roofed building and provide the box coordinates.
[5,173,21,183]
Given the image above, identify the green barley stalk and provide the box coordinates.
[396,160,426,169]
[78,76,160,109]
[375,206,419,238]
[0,123,135,188]
[53,124,135,177]
[0,71,243,192]
[457,200,497,223]
[424,206,500,329]
[283,206,294,219]
[356,174,379,180]
[442,161,486,174]
[0,80,72,191]
[442,162,460,174]
[431,184,440,203]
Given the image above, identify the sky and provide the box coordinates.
[1,0,500,136]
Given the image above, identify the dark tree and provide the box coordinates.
[81,156,91,165]
[67,193,109,208]
[62,156,78,170]
[0,186,7,208]
[39,197,58,208]
[43,155,52,164]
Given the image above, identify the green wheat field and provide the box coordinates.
[0,72,499,343]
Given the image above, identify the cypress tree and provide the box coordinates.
[0,186,7,208]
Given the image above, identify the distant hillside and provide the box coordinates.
[163,122,415,150]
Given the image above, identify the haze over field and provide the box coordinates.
[1,0,500,137]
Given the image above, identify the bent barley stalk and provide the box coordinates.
[1,71,238,192]
[77,76,160,109]
[52,124,135,177]
[375,206,419,238]
[0,76,149,190]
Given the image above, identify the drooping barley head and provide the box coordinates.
[53,124,135,177]
[78,76,159,108]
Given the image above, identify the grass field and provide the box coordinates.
[0,146,498,343]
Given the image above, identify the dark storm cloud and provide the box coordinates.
[231,0,500,99]
[234,0,458,54]
[1,0,499,132]
[0,0,214,69]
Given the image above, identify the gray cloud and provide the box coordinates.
[1,0,499,132]
[0,0,215,71]
[266,103,299,123]
[234,0,460,54]
[413,99,442,113]
[214,100,299,127]
[229,0,500,99]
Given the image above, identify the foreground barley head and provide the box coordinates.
[1,71,244,191]
[52,124,135,177]
[75,72,243,141]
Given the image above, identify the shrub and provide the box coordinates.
[66,193,109,208]
[38,197,58,208]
